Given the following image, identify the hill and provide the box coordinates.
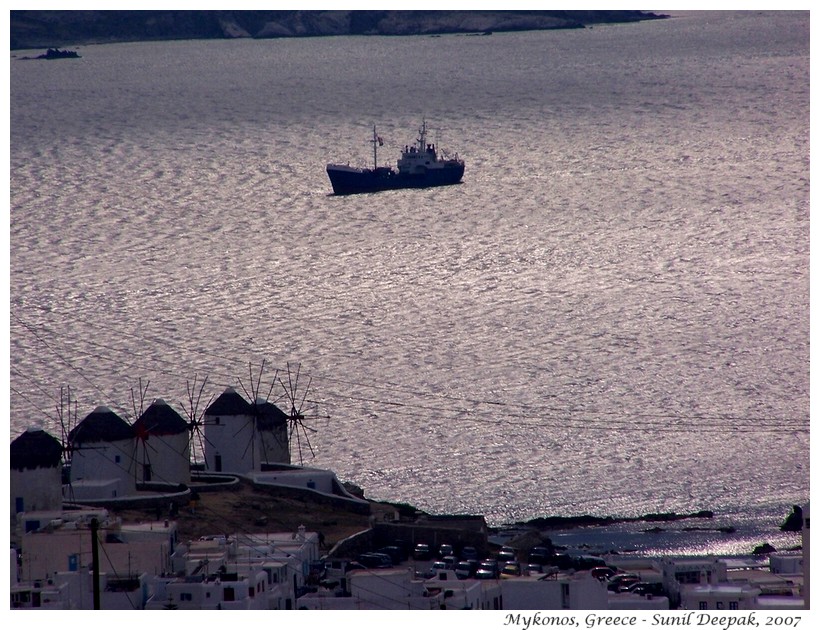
[10,10,668,50]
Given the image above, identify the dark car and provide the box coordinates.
[377,546,404,564]
[438,543,454,558]
[478,559,500,578]
[625,582,665,597]
[413,543,432,560]
[574,555,608,570]
[460,546,479,561]
[357,552,393,569]
[474,568,496,580]
[528,546,551,564]
[497,546,516,563]
[607,573,641,592]
[455,560,476,579]
[591,566,617,581]
[442,555,458,570]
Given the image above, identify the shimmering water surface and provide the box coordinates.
[9,11,809,555]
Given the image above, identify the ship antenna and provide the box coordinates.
[371,125,378,170]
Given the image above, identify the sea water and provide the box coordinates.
[9,11,809,555]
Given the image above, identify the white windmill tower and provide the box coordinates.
[10,427,64,515]
[68,405,137,500]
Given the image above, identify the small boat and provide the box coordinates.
[326,120,464,195]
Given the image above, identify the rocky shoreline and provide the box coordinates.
[10,10,668,50]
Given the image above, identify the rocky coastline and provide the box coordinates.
[10,10,668,50]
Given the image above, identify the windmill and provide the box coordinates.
[273,362,328,466]
[56,385,80,504]
[237,360,279,471]
[181,374,215,473]
[129,378,157,484]
[236,360,327,468]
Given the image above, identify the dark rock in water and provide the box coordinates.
[752,542,777,555]
[18,48,81,60]
[39,48,80,59]
[780,505,803,532]
[518,509,713,530]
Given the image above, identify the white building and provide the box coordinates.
[154,526,320,610]
[16,511,176,583]
[501,572,609,610]
[67,406,137,500]
[146,569,268,610]
[660,556,728,607]
[10,428,64,517]
[133,398,191,486]
[297,568,503,610]
[679,583,760,610]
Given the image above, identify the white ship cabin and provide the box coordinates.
[396,121,458,175]
[67,406,137,500]
[11,427,64,516]
[133,398,191,485]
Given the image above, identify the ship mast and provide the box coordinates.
[371,125,379,170]
[417,119,427,152]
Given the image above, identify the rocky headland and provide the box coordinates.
[10,10,668,50]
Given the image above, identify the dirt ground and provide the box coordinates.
[110,482,398,552]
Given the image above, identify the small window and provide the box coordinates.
[729,602,738,610]
[115,455,121,463]
[699,602,708,610]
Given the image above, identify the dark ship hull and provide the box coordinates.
[326,162,464,195]
[327,121,465,195]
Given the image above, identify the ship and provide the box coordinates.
[326,121,464,195]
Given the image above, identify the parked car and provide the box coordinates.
[357,552,393,569]
[501,562,521,577]
[528,546,551,564]
[624,581,665,597]
[426,560,449,578]
[497,546,516,563]
[574,555,608,570]
[460,546,479,561]
[455,561,475,579]
[525,563,544,574]
[474,568,496,580]
[438,543,454,558]
[478,559,500,578]
[377,546,404,564]
[413,543,431,560]
[607,573,641,592]
[442,555,459,570]
[591,566,617,581]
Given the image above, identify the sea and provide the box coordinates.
[9,10,810,558]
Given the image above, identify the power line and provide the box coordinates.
[10,306,809,437]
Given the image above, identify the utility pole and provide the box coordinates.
[90,517,101,609]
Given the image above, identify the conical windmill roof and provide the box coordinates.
[134,398,188,436]
[68,406,133,444]
[10,428,64,470]
[205,386,253,416]
[254,398,289,430]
